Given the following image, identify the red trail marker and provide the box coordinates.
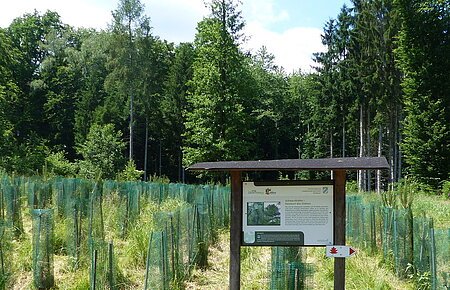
[326,245,357,258]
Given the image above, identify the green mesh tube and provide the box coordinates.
[143,231,169,290]
[32,209,54,290]
[89,239,117,290]
[0,221,10,290]
[3,184,23,238]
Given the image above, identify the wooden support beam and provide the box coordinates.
[333,169,347,290]
[230,171,242,290]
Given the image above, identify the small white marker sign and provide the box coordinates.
[326,245,356,258]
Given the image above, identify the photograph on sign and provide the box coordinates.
[242,181,334,246]
[247,201,281,226]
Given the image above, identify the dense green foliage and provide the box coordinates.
[395,0,450,187]
[76,123,126,179]
[184,0,255,165]
[0,0,448,190]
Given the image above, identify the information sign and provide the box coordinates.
[242,181,334,246]
[326,245,357,257]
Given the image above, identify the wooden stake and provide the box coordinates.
[229,171,242,290]
[334,170,346,290]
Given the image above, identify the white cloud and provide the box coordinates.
[241,0,325,72]
[0,0,115,29]
[145,0,207,43]
[242,0,289,26]
[244,21,325,73]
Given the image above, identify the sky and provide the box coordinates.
[0,0,351,72]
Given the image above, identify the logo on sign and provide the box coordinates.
[265,188,276,195]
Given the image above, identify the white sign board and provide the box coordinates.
[242,181,334,246]
[326,245,356,257]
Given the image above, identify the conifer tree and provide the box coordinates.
[106,0,150,161]
[396,0,450,187]
[183,0,255,166]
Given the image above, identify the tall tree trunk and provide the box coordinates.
[128,18,134,161]
[358,104,365,192]
[397,110,402,182]
[342,116,345,157]
[181,149,185,183]
[392,106,397,187]
[330,131,334,158]
[367,109,371,192]
[330,131,334,180]
[129,94,134,160]
[128,94,134,160]
[388,112,395,191]
[296,113,302,159]
[178,148,182,182]
[159,139,162,176]
[377,125,382,194]
[275,121,279,159]
[144,117,149,181]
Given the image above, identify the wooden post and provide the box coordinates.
[108,242,114,289]
[334,170,346,290]
[230,171,242,290]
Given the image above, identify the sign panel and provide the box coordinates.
[242,181,334,246]
[326,245,356,257]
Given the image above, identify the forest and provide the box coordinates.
[0,0,448,192]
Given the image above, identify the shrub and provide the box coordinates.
[45,151,77,177]
[441,180,450,199]
[76,124,126,179]
[116,160,143,182]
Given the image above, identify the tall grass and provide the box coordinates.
[354,180,449,229]
[186,231,415,289]
[186,230,271,289]
[411,193,450,228]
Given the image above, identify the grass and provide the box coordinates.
[184,230,414,289]
[346,189,450,229]
[2,179,448,289]
[185,230,271,289]
[411,193,450,228]
[306,246,415,289]
[10,208,33,290]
